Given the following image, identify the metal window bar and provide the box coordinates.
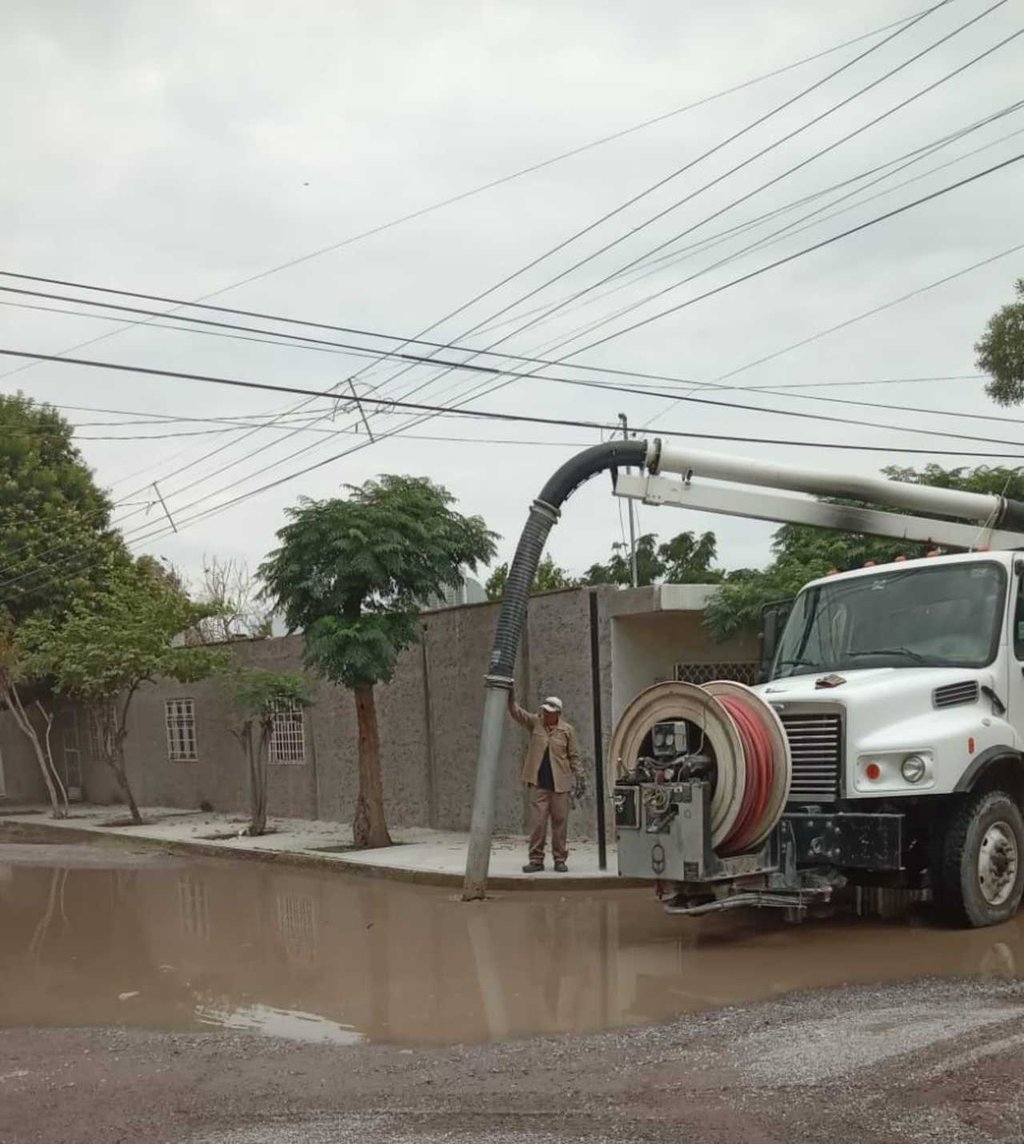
[165,698,197,762]
[673,662,760,687]
[83,708,104,761]
[270,705,305,764]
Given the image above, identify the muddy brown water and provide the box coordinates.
[2,839,1023,1047]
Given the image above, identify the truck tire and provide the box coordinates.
[935,791,1024,928]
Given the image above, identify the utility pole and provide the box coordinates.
[619,413,638,588]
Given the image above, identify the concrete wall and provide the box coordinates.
[610,608,760,723]
[0,710,47,804]
[61,585,753,837]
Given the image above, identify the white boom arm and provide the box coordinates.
[612,442,1024,550]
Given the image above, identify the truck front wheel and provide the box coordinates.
[936,791,1024,928]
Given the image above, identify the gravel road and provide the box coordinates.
[3,978,1024,1143]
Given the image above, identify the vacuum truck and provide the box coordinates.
[609,445,1024,928]
[462,438,1024,928]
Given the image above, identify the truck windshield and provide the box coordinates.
[771,561,1006,680]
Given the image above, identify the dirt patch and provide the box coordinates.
[2,980,1024,1143]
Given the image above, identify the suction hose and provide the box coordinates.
[607,680,791,856]
[462,440,648,900]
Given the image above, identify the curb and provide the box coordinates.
[0,817,647,893]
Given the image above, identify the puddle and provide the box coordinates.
[2,842,1024,1046]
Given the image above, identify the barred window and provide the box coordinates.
[270,705,306,764]
[674,662,760,686]
[84,709,104,761]
[166,698,197,761]
[83,706,113,761]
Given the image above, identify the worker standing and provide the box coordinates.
[507,690,583,873]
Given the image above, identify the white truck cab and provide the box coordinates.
[607,450,1024,929]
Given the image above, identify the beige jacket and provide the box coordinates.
[508,699,582,793]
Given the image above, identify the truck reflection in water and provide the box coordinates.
[0,856,1021,1045]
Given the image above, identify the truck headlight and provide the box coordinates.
[900,754,927,784]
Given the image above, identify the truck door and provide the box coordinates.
[1005,561,1024,748]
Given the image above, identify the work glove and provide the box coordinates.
[571,770,588,808]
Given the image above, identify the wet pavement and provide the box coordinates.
[2,837,1024,1047]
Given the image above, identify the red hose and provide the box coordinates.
[717,695,776,856]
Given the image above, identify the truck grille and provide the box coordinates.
[779,712,842,802]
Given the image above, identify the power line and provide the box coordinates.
[2,6,931,529]
[559,151,1024,360]
[488,15,1023,376]
[3,345,1022,455]
[10,96,1019,396]
[326,0,958,416]
[518,110,1024,355]
[20,7,979,514]
[0,8,920,392]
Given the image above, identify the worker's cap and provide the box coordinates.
[541,696,563,713]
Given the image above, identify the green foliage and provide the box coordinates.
[976,278,1024,406]
[230,669,312,723]
[20,561,228,704]
[581,530,720,587]
[659,530,722,584]
[259,475,497,688]
[0,393,128,624]
[703,464,1024,640]
[485,555,577,601]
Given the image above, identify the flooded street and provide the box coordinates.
[3,837,1024,1047]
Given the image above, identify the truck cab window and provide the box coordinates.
[771,562,1006,679]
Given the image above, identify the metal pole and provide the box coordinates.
[463,678,513,899]
[619,414,638,588]
[588,590,607,871]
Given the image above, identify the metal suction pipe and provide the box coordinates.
[462,440,648,901]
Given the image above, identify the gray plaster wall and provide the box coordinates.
[67,585,750,838]
[0,710,47,804]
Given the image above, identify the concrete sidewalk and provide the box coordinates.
[0,805,634,890]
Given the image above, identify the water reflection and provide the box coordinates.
[2,855,1024,1046]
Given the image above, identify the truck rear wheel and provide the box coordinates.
[935,791,1024,928]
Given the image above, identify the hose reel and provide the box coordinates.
[608,680,791,856]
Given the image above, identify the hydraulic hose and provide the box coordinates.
[608,679,791,856]
[487,441,646,678]
[463,439,648,900]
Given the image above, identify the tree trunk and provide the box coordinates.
[352,683,392,849]
[2,681,66,819]
[247,723,270,837]
[108,737,142,825]
[35,700,69,818]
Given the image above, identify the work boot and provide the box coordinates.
[554,861,568,873]
[522,862,544,873]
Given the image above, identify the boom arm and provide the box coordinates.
[616,442,1024,550]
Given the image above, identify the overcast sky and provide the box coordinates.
[2,0,1023,591]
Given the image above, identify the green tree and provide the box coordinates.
[485,554,577,601]
[976,278,1024,405]
[581,530,719,587]
[0,394,133,815]
[0,393,126,624]
[0,618,68,817]
[228,669,311,836]
[258,476,496,848]
[704,464,1024,640]
[20,563,228,823]
[659,530,721,583]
